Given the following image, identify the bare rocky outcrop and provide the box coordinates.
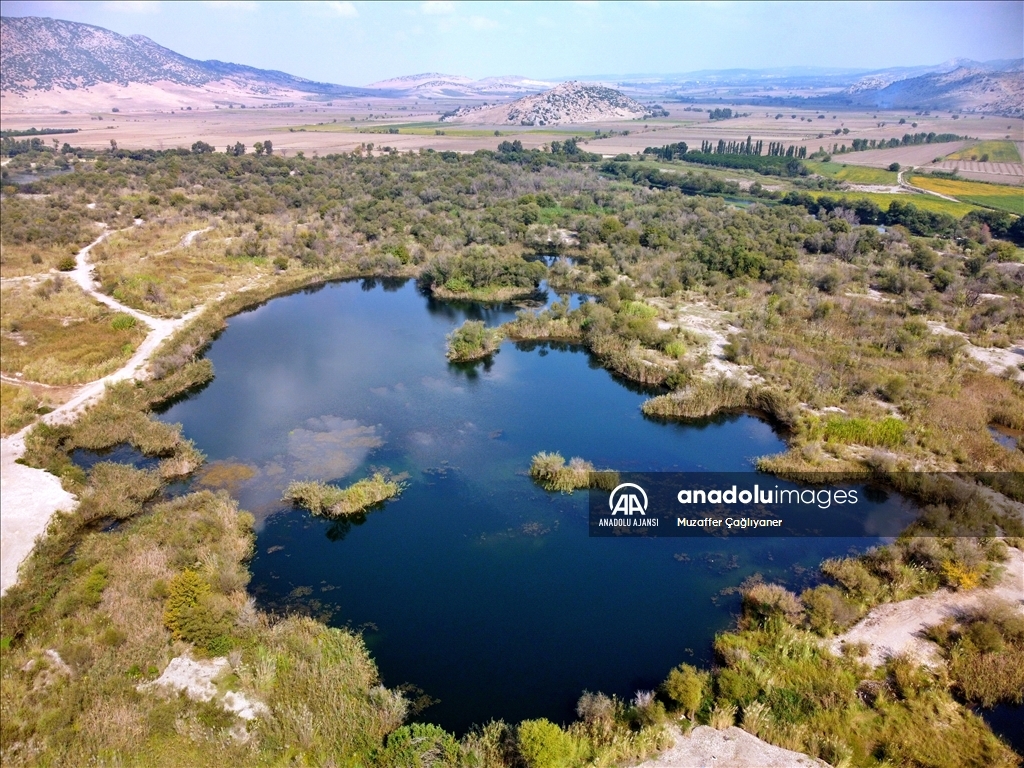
[637,726,827,768]
[441,81,651,125]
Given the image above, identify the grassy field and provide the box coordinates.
[808,189,979,217]
[1,279,148,385]
[908,174,1024,215]
[805,161,898,185]
[946,140,1022,163]
[90,217,270,317]
[0,380,39,435]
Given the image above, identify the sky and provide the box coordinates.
[3,1,1022,85]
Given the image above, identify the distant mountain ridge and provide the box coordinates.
[441,81,650,125]
[2,14,1021,117]
[367,72,556,98]
[0,15,368,98]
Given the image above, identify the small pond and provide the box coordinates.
[158,277,909,733]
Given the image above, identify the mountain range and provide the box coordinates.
[2,14,1022,117]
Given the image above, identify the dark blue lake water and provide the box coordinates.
[159,278,895,733]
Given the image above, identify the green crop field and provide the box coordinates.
[809,190,978,218]
[806,161,898,185]
[945,140,1022,163]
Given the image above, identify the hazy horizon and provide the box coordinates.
[2,1,1022,87]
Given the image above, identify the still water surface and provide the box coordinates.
[160,278,896,732]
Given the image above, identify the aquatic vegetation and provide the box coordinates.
[285,473,404,517]
[529,451,617,493]
[642,376,750,419]
[822,415,906,448]
[446,319,505,362]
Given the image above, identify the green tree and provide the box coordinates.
[163,569,210,641]
[663,663,708,719]
[517,719,574,768]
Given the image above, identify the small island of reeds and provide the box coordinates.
[529,451,619,493]
[284,472,405,517]
[446,319,505,362]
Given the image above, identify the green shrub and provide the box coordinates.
[820,557,881,601]
[716,668,760,707]
[377,723,459,768]
[57,255,76,271]
[163,569,230,647]
[110,313,136,331]
[517,719,574,768]
[801,584,862,635]
[662,663,708,719]
[80,564,109,608]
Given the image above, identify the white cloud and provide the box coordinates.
[468,15,497,30]
[323,0,358,16]
[204,1,259,10]
[294,1,358,17]
[101,1,161,13]
[422,1,455,14]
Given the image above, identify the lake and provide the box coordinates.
[159,277,899,733]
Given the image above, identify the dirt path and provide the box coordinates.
[898,169,959,201]
[636,726,827,768]
[0,227,202,594]
[827,547,1024,667]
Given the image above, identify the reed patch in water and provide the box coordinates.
[446,320,504,362]
[285,473,405,517]
[529,451,618,493]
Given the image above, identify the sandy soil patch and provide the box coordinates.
[637,726,827,768]
[926,320,1024,380]
[141,654,229,701]
[828,547,1024,668]
[650,297,762,386]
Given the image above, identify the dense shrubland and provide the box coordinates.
[2,145,1022,765]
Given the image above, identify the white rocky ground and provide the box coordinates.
[926,320,1024,380]
[637,726,827,768]
[650,297,763,386]
[828,546,1024,668]
[140,653,267,723]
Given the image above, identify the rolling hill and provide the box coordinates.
[0,15,371,111]
[440,81,651,125]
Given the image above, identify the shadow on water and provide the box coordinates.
[978,704,1024,754]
